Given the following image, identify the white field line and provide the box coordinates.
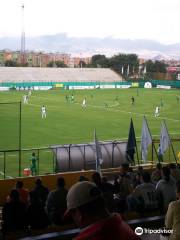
[0,171,13,179]
[28,99,180,123]
[0,154,17,158]
[83,102,180,123]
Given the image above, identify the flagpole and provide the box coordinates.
[144,116,159,163]
[132,118,140,166]
[94,129,98,172]
[94,129,103,175]
[163,120,177,164]
[135,143,140,166]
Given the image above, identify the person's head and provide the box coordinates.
[120,163,129,175]
[57,177,65,188]
[169,163,176,169]
[35,178,42,186]
[176,181,180,199]
[91,172,101,186]
[66,181,106,228]
[10,189,20,202]
[16,180,24,189]
[32,152,36,157]
[79,175,89,182]
[162,166,171,182]
[141,172,151,183]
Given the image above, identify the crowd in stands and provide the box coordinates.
[1,163,180,239]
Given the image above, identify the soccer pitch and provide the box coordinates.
[0,88,180,178]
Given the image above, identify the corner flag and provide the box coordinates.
[94,129,103,175]
[160,121,170,154]
[140,117,152,162]
[126,118,137,163]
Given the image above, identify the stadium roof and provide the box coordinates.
[0,67,122,83]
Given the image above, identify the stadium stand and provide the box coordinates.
[0,164,178,240]
[0,67,122,83]
[17,216,165,240]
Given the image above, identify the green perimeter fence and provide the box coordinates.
[1,79,180,89]
[0,138,179,179]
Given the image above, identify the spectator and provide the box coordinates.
[156,167,176,213]
[151,163,162,184]
[128,172,158,212]
[169,163,180,183]
[46,177,67,225]
[2,189,27,232]
[114,164,133,213]
[91,172,114,212]
[120,164,135,185]
[27,191,49,230]
[133,172,142,188]
[137,166,144,175]
[65,181,140,240]
[15,180,29,207]
[165,180,180,240]
[31,178,49,207]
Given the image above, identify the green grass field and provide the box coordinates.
[0,88,180,178]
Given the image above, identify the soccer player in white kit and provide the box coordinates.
[154,106,159,117]
[28,90,32,96]
[23,95,28,104]
[41,105,47,118]
[82,98,86,108]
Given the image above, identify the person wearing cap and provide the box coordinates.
[65,181,140,240]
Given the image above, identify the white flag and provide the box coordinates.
[160,121,170,154]
[94,129,103,174]
[140,117,152,161]
[144,66,147,74]
[121,66,124,75]
[127,65,130,76]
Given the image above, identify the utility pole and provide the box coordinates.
[20,3,26,66]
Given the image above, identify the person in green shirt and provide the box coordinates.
[30,152,38,176]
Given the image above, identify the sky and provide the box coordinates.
[0,0,180,44]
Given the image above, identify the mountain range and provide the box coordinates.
[1,33,180,60]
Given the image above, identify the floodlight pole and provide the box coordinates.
[19,101,22,177]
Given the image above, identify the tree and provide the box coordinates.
[5,60,18,67]
[146,60,167,73]
[109,54,139,76]
[89,55,109,68]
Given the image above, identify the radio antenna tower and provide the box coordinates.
[20,3,26,65]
